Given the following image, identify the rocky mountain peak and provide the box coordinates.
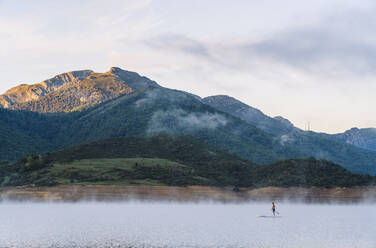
[0,70,93,108]
[0,67,159,113]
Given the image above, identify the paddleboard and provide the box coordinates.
[256,215,286,218]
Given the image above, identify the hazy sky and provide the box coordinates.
[1,0,375,133]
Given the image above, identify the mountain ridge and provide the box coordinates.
[202,95,298,136]
[333,127,376,151]
[1,67,376,175]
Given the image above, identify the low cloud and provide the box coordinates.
[147,108,228,134]
[279,134,295,146]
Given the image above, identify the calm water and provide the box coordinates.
[0,201,375,247]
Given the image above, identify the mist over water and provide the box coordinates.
[0,201,375,248]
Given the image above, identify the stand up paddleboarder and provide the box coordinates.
[272,202,276,216]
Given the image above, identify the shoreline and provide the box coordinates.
[0,185,375,203]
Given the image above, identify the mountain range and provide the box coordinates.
[1,67,376,175]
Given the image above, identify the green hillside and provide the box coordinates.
[1,135,374,188]
[55,87,300,164]
[252,157,374,188]
[14,158,206,186]
[2,134,254,187]
[0,109,60,161]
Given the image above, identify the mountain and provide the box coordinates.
[0,67,158,112]
[202,95,297,136]
[1,67,376,175]
[333,128,376,151]
[2,136,374,188]
[202,95,376,174]
[0,85,294,165]
[53,86,299,165]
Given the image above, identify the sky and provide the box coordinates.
[1,0,376,133]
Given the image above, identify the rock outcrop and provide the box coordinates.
[0,67,158,113]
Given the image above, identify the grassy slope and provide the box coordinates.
[5,157,375,188]
[3,134,254,187]
[40,158,196,186]
[46,134,251,166]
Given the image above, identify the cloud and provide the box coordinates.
[144,5,376,78]
[147,108,228,134]
[247,9,376,75]
[279,134,295,146]
[145,34,211,59]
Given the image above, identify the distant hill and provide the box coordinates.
[202,95,376,174]
[2,136,374,188]
[252,157,374,188]
[333,128,376,151]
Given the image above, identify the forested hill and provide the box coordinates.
[252,158,374,188]
[1,135,374,188]
[45,134,251,166]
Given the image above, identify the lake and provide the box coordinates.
[0,201,375,247]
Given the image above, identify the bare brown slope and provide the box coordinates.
[0,70,93,108]
[1,67,158,113]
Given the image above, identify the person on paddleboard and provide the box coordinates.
[272,202,276,216]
